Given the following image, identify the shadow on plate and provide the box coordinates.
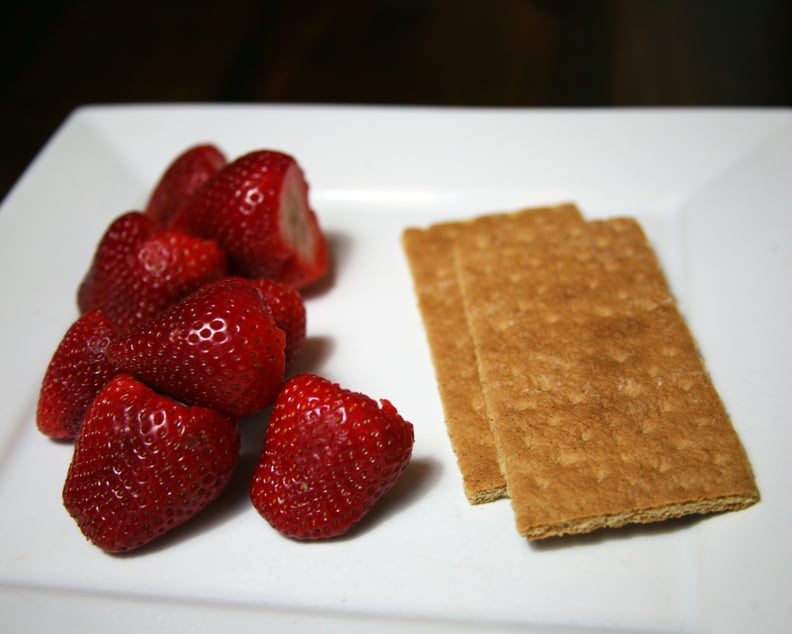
[286,335,336,378]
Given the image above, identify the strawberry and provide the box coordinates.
[62,374,239,553]
[144,143,227,227]
[77,211,227,332]
[109,277,286,417]
[250,373,415,540]
[36,310,118,439]
[169,150,328,289]
[250,277,306,365]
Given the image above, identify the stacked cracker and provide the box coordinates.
[402,203,759,540]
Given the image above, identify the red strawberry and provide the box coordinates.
[62,374,239,553]
[77,211,227,332]
[36,310,118,439]
[169,150,328,289]
[145,143,227,227]
[109,277,286,417]
[250,277,306,365]
[250,373,415,540]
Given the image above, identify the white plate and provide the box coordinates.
[1,105,791,633]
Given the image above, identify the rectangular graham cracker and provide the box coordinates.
[454,216,759,539]
[401,203,584,503]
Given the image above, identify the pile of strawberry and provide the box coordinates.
[36,144,415,553]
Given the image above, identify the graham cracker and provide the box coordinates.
[454,216,759,539]
[401,203,584,503]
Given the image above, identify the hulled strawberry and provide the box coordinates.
[109,277,286,417]
[77,211,227,332]
[145,143,227,227]
[62,374,240,553]
[251,277,306,365]
[250,373,415,540]
[169,150,328,289]
[36,310,118,439]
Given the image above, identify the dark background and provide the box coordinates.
[2,0,790,203]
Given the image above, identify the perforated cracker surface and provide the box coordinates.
[455,216,759,538]
[402,204,583,503]
[403,221,502,503]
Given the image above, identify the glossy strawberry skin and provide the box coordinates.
[109,277,286,417]
[145,144,227,228]
[250,373,415,540]
[36,310,118,439]
[169,150,328,289]
[250,277,306,365]
[62,374,239,553]
[77,211,227,333]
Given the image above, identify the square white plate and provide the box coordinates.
[1,105,790,633]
